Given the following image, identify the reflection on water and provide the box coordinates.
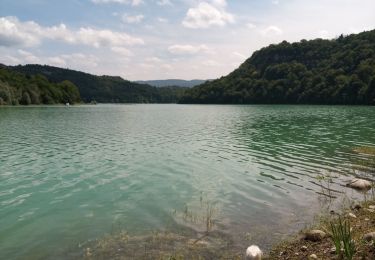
[0,104,374,259]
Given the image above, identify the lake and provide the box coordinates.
[0,104,374,259]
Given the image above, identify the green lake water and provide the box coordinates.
[0,104,374,259]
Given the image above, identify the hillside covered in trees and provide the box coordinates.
[9,65,186,103]
[0,65,81,105]
[180,30,375,105]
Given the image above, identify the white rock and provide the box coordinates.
[346,178,372,191]
[245,245,263,260]
[309,254,318,259]
[348,213,357,218]
[301,245,308,251]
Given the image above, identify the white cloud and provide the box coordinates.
[111,46,133,56]
[0,17,41,47]
[211,0,227,7]
[122,14,144,24]
[17,49,39,63]
[146,57,162,63]
[247,23,256,29]
[202,59,220,67]
[168,44,211,55]
[182,1,234,29]
[0,16,144,48]
[232,51,246,59]
[317,30,331,39]
[157,17,168,23]
[157,0,172,6]
[91,0,143,6]
[5,50,99,70]
[261,25,283,36]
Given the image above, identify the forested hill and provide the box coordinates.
[0,66,80,105]
[136,79,208,88]
[10,64,186,103]
[180,30,375,105]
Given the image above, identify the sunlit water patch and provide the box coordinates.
[0,105,374,259]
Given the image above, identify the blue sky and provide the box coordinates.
[0,0,374,80]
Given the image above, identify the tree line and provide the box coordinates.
[179,30,375,105]
[0,65,81,105]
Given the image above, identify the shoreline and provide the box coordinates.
[266,198,375,259]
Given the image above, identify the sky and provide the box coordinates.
[0,0,374,81]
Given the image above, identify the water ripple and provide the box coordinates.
[0,105,374,259]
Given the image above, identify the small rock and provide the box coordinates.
[330,247,336,254]
[363,232,375,242]
[369,205,375,209]
[348,212,357,218]
[309,254,318,259]
[305,230,327,242]
[365,208,375,213]
[346,178,372,191]
[294,252,299,256]
[301,245,308,251]
[245,245,262,260]
[365,218,370,221]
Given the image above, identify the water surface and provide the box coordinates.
[0,105,374,259]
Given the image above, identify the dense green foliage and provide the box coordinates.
[0,66,80,105]
[136,79,208,88]
[10,65,187,103]
[180,30,375,105]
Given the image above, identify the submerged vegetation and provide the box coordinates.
[180,29,375,105]
[81,147,375,259]
[0,66,81,105]
[82,195,243,259]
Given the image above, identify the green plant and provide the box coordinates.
[330,217,355,259]
[316,171,337,200]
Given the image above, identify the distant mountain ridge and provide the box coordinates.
[8,64,187,103]
[136,79,209,88]
[180,29,375,105]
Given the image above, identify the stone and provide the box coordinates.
[305,230,327,242]
[309,254,318,259]
[245,245,262,260]
[301,245,308,251]
[330,247,336,254]
[365,208,375,213]
[346,178,372,191]
[369,205,375,209]
[365,218,370,221]
[348,212,357,218]
[363,232,375,242]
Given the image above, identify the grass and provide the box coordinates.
[267,199,375,259]
[266,146,375,259]
[330,217,355,259]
